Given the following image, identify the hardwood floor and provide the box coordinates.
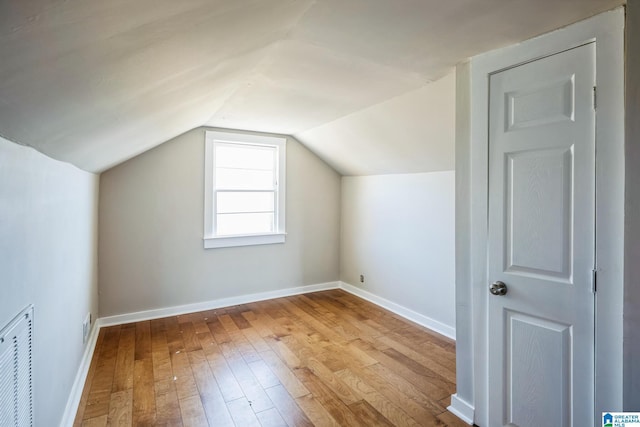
[74,289,467,427]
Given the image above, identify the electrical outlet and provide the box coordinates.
[360,274,365,283]
[82,313,91,344]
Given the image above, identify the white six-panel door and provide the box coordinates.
[488,43,596,427]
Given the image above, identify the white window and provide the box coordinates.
[204,130,286,249]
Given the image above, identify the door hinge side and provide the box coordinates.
[593,86,597,110]
[592,269,598,293]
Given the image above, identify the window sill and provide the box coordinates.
[203,232,286,249]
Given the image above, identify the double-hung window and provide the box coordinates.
[204,130,286,248]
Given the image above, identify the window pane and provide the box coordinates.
[216,213,274,236]
[215,144,275,171]
[217,192,274,214]
[216,168,274,190]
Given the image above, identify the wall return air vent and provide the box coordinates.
[0,305,33,427]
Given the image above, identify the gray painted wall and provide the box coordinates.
[624,0,640,410]
[0,136,99,426]
[340,171,456,331]
[98,127,341,317]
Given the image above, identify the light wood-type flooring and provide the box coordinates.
[74,289,468,426]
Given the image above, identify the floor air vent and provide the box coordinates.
[0,306,33,427]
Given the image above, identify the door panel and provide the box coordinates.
[505,76,575,131]
[507,311,571,427]
[505,147,573,279]
[488,43,595,427]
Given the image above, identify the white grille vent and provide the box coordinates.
[0,306,33,427]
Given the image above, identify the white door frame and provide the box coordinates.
[459,8,625,426]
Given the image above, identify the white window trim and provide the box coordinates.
[203,130,286,249]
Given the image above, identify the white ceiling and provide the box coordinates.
[0,0,623,174]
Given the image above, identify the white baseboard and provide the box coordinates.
[99,281,341,327]
[338,281,456,340]
[448,393,474,425]
[59,318,102,427]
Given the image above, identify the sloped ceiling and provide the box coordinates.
[0,0,623,174]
